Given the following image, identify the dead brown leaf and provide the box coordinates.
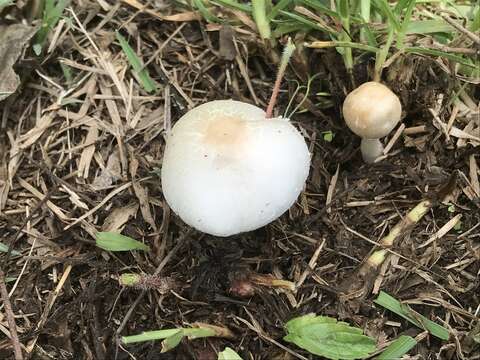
[102,202,139,232]
[0,24,38,101]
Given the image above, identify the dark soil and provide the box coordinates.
[0,2,479,360]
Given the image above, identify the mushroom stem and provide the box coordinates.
[265,39,296,119]
[360,138,384,164]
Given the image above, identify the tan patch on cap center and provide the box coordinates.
[203,116,248,147]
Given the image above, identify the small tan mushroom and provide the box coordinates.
[343,81,402,163]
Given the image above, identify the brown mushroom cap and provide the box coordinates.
[343,82,402,139]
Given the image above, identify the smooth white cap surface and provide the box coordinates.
[161,100,311,237]
[343,81,402,139]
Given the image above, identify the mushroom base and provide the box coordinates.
[360,138,384,164]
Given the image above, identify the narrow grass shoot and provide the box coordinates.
[268,0,293,20]
[252,0,272,39]
[212,0,252,12]
[374,291,450,340]
[336,0,354,74]
[95,232,150,252]
[34,0,68,54]
[116,32,157,94]
[377,335,417,360]
[192,0,222,23]
[359,0,371,42]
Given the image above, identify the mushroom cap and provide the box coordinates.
[342,81,402,139]
[161,100,311,237]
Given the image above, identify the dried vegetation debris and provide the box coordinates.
[0,1,479,359]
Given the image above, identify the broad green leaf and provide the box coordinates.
[116,32,157,93]
[377,335,417,359]
[122,329,181,344]
[95,232,149,252]
[284,314,377,359]
[0,242,21,256]
[218,347,243,360]
[0,0,13,11]
[161,330,184,352]
[374,291,450,340]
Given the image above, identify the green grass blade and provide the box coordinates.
[336,0,353,71]
[273,22,311,37]
[405,47,479,69]
[394,0,415,14]
[95,232,150,252]
[268,0,294,20]
[298,0,339,18]
[359,0,372,42]
[372,0,401,30]
[34,0,68,53]
[116,32,157,93]
[374,291,450,340]
[193,0,222,23]
[279,10,335,34]
[405,20,454,34]
[212,0,251,12]
[252,0,271,39]
[396,0,416,49]
[376,335,417,359]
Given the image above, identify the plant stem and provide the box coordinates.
[307,41,379,53]
[122,329,182,344]
[364,199,432,270]
[374,28,395,82]
[252,0,271,40]
[359,0,371,42]
[266,38,296,118]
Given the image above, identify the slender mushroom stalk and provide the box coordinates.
[360,138,385,164]
[343,81,402,163]
[161,40,310,236]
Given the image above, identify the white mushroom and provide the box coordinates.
[161,100,310,237]
[342,81,402,163]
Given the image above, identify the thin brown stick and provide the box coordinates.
[441,15,480,45]
[0,269,23,360]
